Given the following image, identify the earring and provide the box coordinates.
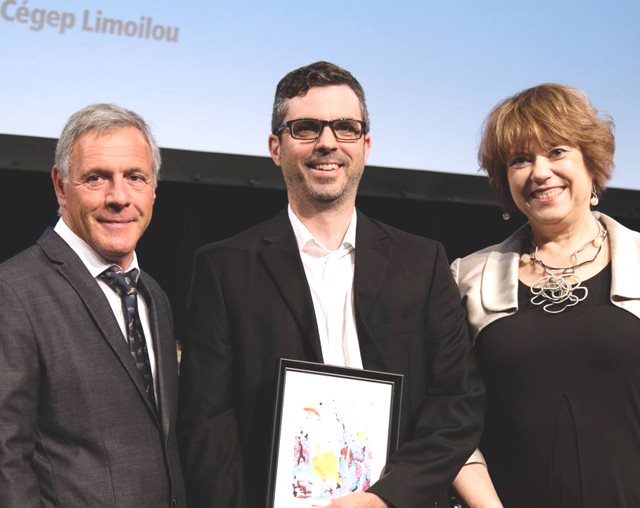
[590,185,599,207]
[502,211,511,221]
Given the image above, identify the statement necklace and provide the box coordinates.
[519,217,607,314]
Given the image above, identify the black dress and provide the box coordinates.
[475,264,640,507]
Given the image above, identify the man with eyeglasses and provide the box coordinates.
[178,61,484,508]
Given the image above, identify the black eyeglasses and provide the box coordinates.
[275,118,368,141]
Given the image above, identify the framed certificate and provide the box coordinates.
[267,359,403,508]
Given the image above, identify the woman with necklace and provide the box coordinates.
[450,83,640,507]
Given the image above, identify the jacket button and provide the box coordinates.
[170,498,177,507]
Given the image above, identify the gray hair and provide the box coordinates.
[55,103,161,185]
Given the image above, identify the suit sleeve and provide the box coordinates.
[367,243,485,508]
[177,250,247,508]
[0,279,42,507]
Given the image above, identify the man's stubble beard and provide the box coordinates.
[294,169,363,211]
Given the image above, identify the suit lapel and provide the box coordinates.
[38,228,160,424]
[138,276,173,439]
[600,213,640,320]
[481,251,520,313]
[481,223,528,313]
[258,212,324,362]
[353,213,391,370]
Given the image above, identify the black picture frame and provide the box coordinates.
[267,358,403,507]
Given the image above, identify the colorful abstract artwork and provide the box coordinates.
[271,368,394,507]
[291,399,373,502]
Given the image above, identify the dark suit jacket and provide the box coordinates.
[178,210,484,508]
[0,228,186,507]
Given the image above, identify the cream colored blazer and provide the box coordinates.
[451,212,640,343]
[451,213,640,466]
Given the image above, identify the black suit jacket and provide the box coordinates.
[0,228,186,507]
[178,211,484,508]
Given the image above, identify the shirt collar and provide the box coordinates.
[288,205,357,255]
[53,218,140,278]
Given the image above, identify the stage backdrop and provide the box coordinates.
[1,0,638,188]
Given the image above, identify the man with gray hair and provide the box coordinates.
[0,103,185,507]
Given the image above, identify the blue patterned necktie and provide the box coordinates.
[99,266,156,408]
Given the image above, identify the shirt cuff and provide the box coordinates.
[464,448,487,466]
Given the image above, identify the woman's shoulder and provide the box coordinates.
[451,225,528,280]
[599,212,640,243]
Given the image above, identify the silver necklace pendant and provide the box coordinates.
[530,272,588,314]
[523,216,606,314]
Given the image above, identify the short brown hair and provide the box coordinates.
[271,61,369,135]
[479,83,615,211]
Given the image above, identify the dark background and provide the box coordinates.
[3,134,639,338]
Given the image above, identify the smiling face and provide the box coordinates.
[507,145,593,229]
[268,85,371,213]
[52,126,156,269]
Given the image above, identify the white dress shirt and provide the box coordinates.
[288,206,363,368]
[54,219,158,398]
